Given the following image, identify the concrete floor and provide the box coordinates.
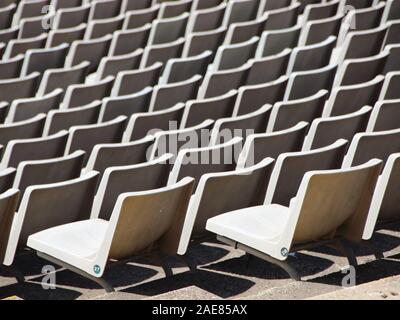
[1,226,399,300]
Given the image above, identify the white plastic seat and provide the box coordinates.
[206,159,382,278]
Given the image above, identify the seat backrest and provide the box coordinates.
[0,54,24,80]
[182,26,226,58]
[303,106,371,150]
[109,23,151,56]
[367,99,400,132]
[148,12,189,45]
[177,156,275,254]
[181,89,237,128]
[0,72,40,104]
[186,2,226,34]
[140,37,185,68]
[3,33,47,59]
[52,4,91,29]
[238,122,309,168]
[0,168,16,194]
[92,153,173,221]
[268,90,328,131]
[122,4,160,29]
[290,159,381,245]
[1,130,69,170]
[46,23,86,47]
[299,13,343,46]
[265,139,348,206]
[0,189,19,264]
[263,2,300,30]
[104,177,194,259]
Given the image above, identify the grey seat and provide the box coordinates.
[182,27,226,58]
[19,14,54,39]
[0,4,17,30]
[367,100,400,132]
[88,0,122,21]
[12,0,50,26]
[53,0,83,10]
[0,114,46,149]
[186,2,226,33]
[147,13,189,45]
[299,13,343,46]
[3,33,47,59]
[65,116,127,165]
[224,15,267,45]
[43,101,102,136]
[222,0,261,26]
[158,0,192,18]
[0,55,24,80]
[99,87,152,122]
[0,130,69,170]
[140,38,185,68]
[46,23,86,47]
[0,168,16,194]
[263,3,300,31]
[181,90,237,128]
[111,62,162,96]
[6,89,63,123]
[268,90,328,131]
[85,15,125,40]
[122,4,160,29]
[52,5,90,29]
[303,106,372,150]
[0,72,40,104]
[120,0,152,12]
[108,23,151,56]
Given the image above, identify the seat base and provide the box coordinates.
[36,251,115,293]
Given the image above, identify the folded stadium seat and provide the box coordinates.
[43,101,102,136]
[0,55,24,80]
[333,50,388,87]
[0,26,20,44]
[193,0,224,10]
[212,36,258,71]
[95,48,143,80]
[302,106,372,150]
[384,0,400,21]
[64,116,127,165]
[337,25,388,63]
[222,0,260,26]
[0,189,20,274]
[0,130,69,170]
[0,114,46,149]
[233,76,288,116]
[108,23,151,56]
[120,0,152,12]
[323,75,384,116]
[160,50,212,84]
[147,13,189,45]
[65,34,112,74]
[37,61,90,97]
[4,171,99,266]
[19,13,55,39]
[298,13,343,46]
[301,0,340,23]
[6,89,63,123]
[3,33,47,59]
[180,90,237,128]
[167,137,242,191]
[0,4,17,30]
[246,48,291,84]
[267,90,328,132]
[84,14,125,40]
[90,153,173,221]
[338,2,386,44]
[255,24,301,57]
[286,36,336,73]
[383,44,400,74]
[0,72,40,105]
[263,2,301,31]
[266,139,349,205]
[343,128,400,168]
[379,71,400,100]
[0,103,9,124]
[209,104,272,145]
[12,0,50,27]
[46,23,87,47]
[122,103,185,141]
[111,62,162,96]
[285,63,337,100]
[182,26,227,58]
[158,0,193,19]
[206,159,382,280]
[140,37,185,68]
[52,4,91,29]
[53,0,84,11]
[0,168,16,193]
[149,75,202,111]
[185,2,226,34]
[198,62,251,99]
[367,100,400,132]
[13,151,85,204]
[122,5,160,30]
[150,120,214,159]
[26,177,194,291]
[62,76,114,109]
[20,44,69,77]
[88,0,122,21]
[99,87,153,122]
[382,20,400,47]
[85,136,154,178]
[237,122,308,168]
[224,14,267,45]
[177,157,275,256]
[259,0,292,12]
